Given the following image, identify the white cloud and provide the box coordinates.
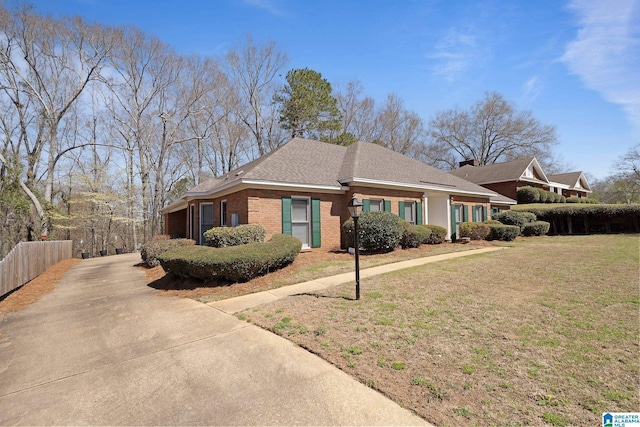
[562,0,640,128]
[429,26,489,82]
[522,76,542,103]
[242,0,283,16]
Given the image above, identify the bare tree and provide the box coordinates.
[372,93,425,155]
[425,92,558,170]
[0,5,115,237]
[225,36,287,156]
[335,80,377,142]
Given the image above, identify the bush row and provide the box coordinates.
[485,224,521,241]
[523,221,551,236]
[140,238,196,267]
[400,221,433,248]
[492,211,537,231]
[459,222,491,240]
[518,204,640,218]
[158,234,302,283]
[342,211,404,252]
[517,187,566,204]
[565,197,599,204]
[203,224,266,247]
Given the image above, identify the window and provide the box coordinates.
[472,205,485,222]
[369,199,383,212]
[491,207,502,216]
[404,201,417,224]
[291,198,310,248]
[220,200,227,226]
[282,197,321,248]
[199,203,214,245]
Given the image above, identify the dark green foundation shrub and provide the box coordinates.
[343,211,403,253]
[140,238,196,267]
[400,221,432,248]
[517,187,540,204]
[203,224,266,247]
[158,234,302,283]
[423,224,447,244]
[493,211,537,232]
[459,222,491,240]
[523,221,550,236]
[486,224,520,241]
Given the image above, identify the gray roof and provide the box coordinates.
[449,157,548,185]
[182,138,495,199]
[548,172,592,191]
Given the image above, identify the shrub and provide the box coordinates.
[493,211,537,232]
[423,224,447,244]
[536,188,551,203]
[203,224,266,247]
[152,234,171,241]
[400,221,432,249]
[517,187,540,204]
[523,221,550,236]
[483,219,502,225]
[140,238,196,267]
[343,211,403,253]
[459,222,491,240]
[486,224,520,241]
[158,234,302,282]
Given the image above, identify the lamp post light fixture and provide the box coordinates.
[347,196,363,300]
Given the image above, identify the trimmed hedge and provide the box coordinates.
[486,224,520,241]
[343,211,404,253]
[423,224,447,244]
[459,222,491,240]
[493,211,537,232]
[400,222,432,249]
[158,234,302,283]
[517,187,540,204]
[566,197,598,204]
[523,221,550,236]
[140,238,196,267]
[203,224,266,247]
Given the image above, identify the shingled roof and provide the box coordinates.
[548,171,592,192]
[182,138,495,199]
[449,157,549,185]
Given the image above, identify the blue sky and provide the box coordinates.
[28,0,640,180]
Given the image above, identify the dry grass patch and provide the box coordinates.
[247,235,640,426]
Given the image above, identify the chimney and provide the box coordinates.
[459,159,478,168]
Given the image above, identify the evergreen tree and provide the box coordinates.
[275,68,341,140]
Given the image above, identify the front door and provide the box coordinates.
[200,203,214,245]
[452,204,463,240]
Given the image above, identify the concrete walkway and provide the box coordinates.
[210,246,503,314]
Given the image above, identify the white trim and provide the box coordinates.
[185,179,345,199]
[161,199,188,214]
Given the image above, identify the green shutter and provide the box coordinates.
[281,197,292,235]
[483,207,488,221]
[311,198,321,248]
[398,201,405,220]
[416,202,423,225]
[463,205,469,222]
[363,199,370,212]
[384,200,391,212]
[472,206,477,222]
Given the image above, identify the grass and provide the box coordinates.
[246,235,640,426]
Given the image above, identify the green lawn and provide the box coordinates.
[246,235,640,426]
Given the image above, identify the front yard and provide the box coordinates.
[246,235,639,426]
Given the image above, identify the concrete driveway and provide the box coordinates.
[0,253,428,426]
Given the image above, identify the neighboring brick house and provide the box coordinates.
[547,172,592,198]
[161,138,499,249]
[449,157,591,202]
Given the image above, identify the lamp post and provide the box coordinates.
[347,196,363,300]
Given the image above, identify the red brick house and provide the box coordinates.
[450,157,591,201]
[162,138,500,249]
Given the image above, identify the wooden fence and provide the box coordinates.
[0,240,73,299]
